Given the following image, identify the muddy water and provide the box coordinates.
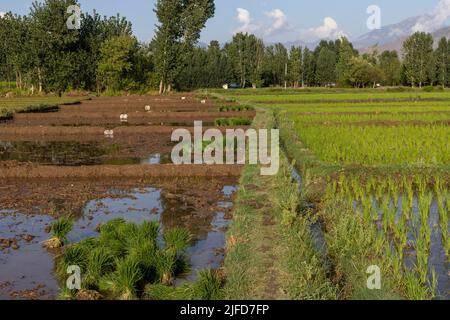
[0,95,248,300]
[0,141,173,166]
[0,185,237,300]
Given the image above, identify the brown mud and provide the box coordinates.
[0,177,238,299]
[0,163,242,179]
[8,111,254,126]
[0,93,252,299]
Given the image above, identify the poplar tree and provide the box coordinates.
[302,47,315,87]
[288,46,302,88]
[336,37,356,86]
[379,51,401,86]
[316,47,336,86]
[403,32,434,88]
[435,37,448,88]
[153,0,215,94]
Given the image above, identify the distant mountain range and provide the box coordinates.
[200,15,450,54]
[355,15,450,54]
[284,15,450,54]
[353,16,426,49]
[358,26,450,55]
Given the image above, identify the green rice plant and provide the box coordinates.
[219,105,253,112]
[436,191,449,256]
[414,224,430,285]
[117,223,140,244]
[380,195,392,233]
[58,286,78,300]
[44,217,74,249]
[274,162,300,226]
[144,269,223,300]
[385,243,403,284]
[433,176,443,195]
[331,179,338,194]
[418,192,433,230]
[360,194,373,224]
[366,176,376,194]
[55,220,194,300]
[99,257,143,300]
[191,269,223,300]
[155,250,178,285]
[215,117,252,126]
[387,177,398,200]
[97,218,128,256]
[127,241,158,280]
[401,193,412,221]
[415,176,428,197]
[375,183,384,203]
[321,195,403,299]
[351,175,364,201]
[164,228,192,254]
[292,122,450,166]
[430,269,437,299]
[403,270,430,300]
[137,221,159,243]
[56,244,89,277]
[83,248,115,289]
[144,283,192,300]
[98,218,127,234]
[338,174,348,195]
[394,214,408,261]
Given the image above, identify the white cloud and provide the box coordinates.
[412,0,450,32]
[264,9,291,37]
[234,8,259,34]
[303,17,347,40]
[0,12,6,18]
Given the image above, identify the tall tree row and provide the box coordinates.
[1,2,450,93]
[0,0,140,94]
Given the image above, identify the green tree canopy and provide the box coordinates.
[403,32,434,88]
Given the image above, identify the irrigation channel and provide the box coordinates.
[0,94,253,299]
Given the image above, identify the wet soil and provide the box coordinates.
[0,93,253,300]
[0,178,238,299]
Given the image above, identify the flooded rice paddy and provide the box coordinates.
[0,94,248,299]
[0,184,237,299]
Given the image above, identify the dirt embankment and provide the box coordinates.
[0,176,238,216]
[9,111,255,126]
[0,94,253,175]
[0,162,243,179]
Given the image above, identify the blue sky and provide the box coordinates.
[1,0,447,43]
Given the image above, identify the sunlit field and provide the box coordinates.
[213,88,449,300]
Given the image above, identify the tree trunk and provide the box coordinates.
[38,68,43,93]
[159,79,164,94]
